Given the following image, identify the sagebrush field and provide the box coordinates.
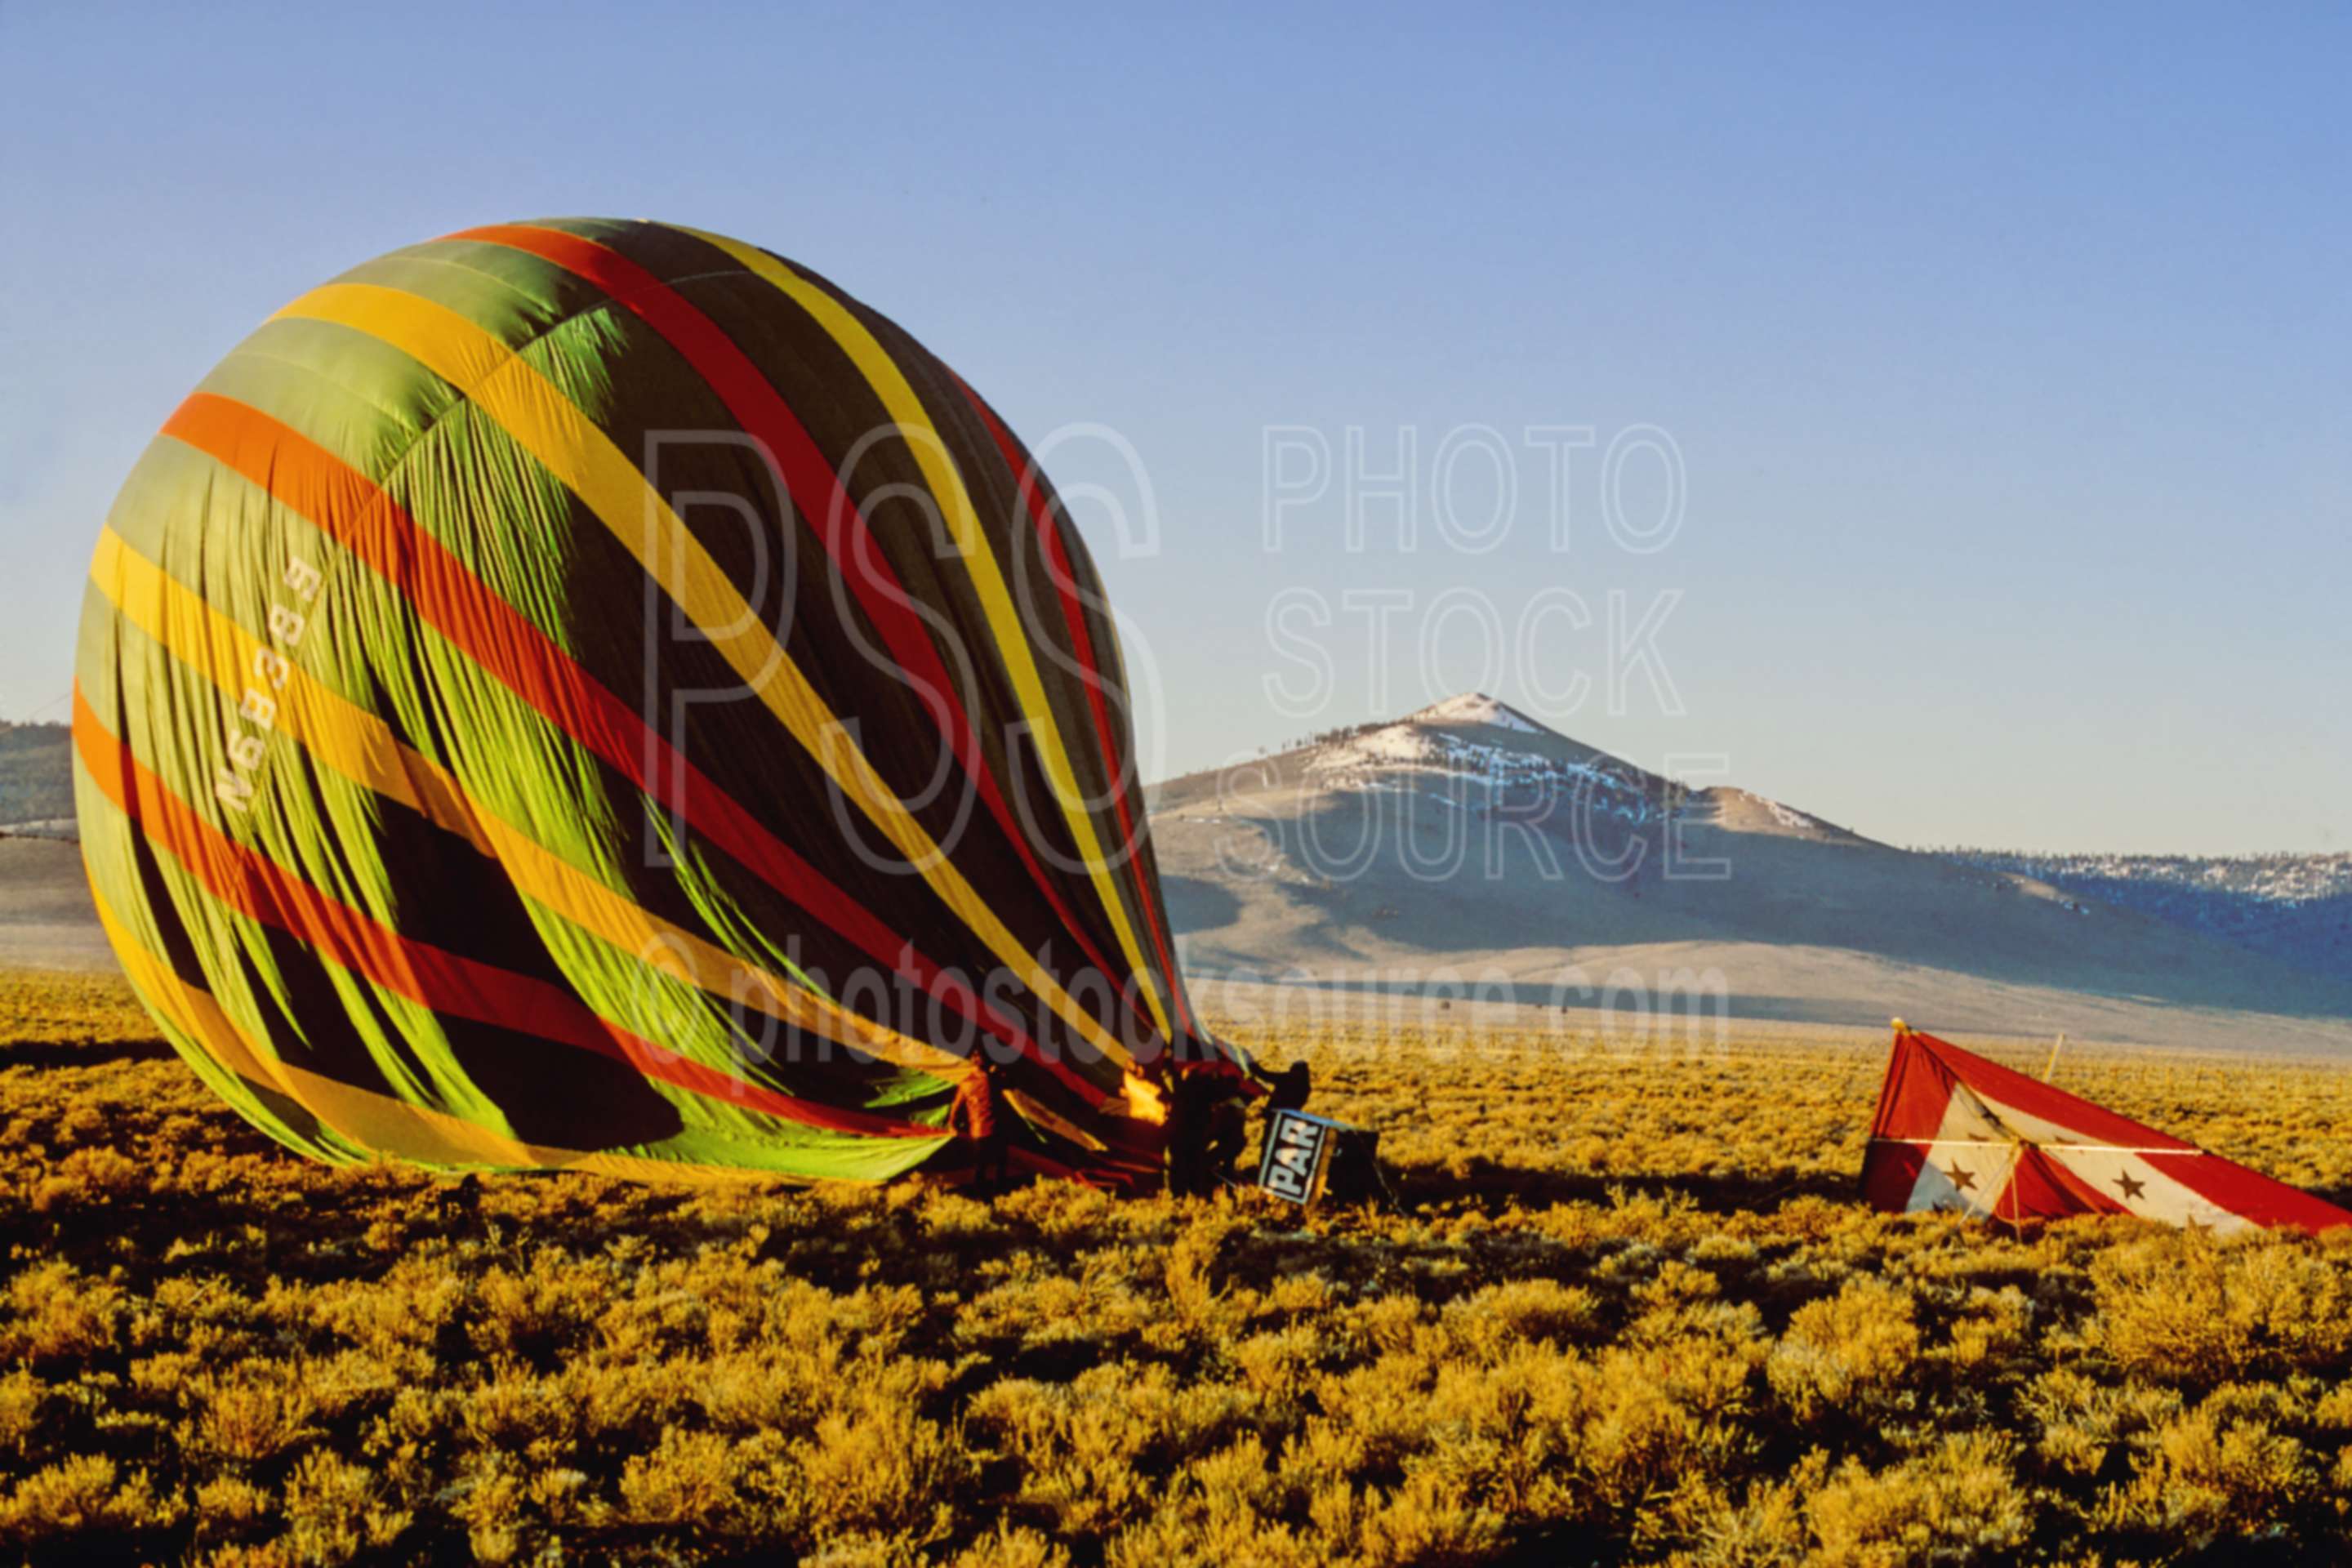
[6,969,2352,1566]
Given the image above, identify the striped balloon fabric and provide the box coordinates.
[76,218,1243,1187]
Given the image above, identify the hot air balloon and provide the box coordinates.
[74,218,1249,1188]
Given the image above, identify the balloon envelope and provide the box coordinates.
[75,218,1235,1186]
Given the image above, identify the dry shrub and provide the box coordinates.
[920,1193,997,1239]
[617,1426,742,1530]
[1352,1467,1506,1566]
[0,1453,180,1548]
[565,1356,685,1437]
[1767,1276,1921,1423]
[1161,1209,1246,1338]
[186,1365,319,1463]
[1936,1284,2035,1377]
[2,1260,123,1364]
[1003,1179,1117,1240]
[458,1368,572,1450]
[305,1254,464,1359]
[2018,1367,2185,1482]
[2091,1235,2352,1384]
[1672,1459,1816,1566]
[1804,1432,2031,1565]
[446,1451,529,1565]
[197,1542,300,1568]
[14,976,2352,1562]
[278,1450,408,1564]
[693,1350,808,1432]
[1100,1434,1312,1568]
[793,1386,962,1543]
[969,1361,1248,1539]
[953,1521,1072,1567]
[1231,1325,1326,1395]
[32,1145,144,1210]
[1573,1341,1758,1526]
[1340,1291,1432,1358]
[1264,1271,1335,1318]
[192,1472,273,1544]
[468,1247,617,1362]
[1442,1277,1600,1357]
[0,1369,44,1458]
[2093,1401,2323,1548]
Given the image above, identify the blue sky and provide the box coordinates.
[2,3,2344,853]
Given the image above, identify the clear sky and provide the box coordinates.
[2,4,2344,854]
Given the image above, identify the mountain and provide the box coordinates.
[1931,849,2352,981]
[0,722,74,833]
[1149,695,2352,1052]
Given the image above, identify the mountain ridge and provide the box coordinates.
[1149,693,2352,1050]
[1930,848,2351,982]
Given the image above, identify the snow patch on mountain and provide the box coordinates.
[1303,724,1547,782]
[1409,693,1544,733]
[1298,718,1664,825]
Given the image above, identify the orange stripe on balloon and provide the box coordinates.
[155,390,1102,1104]
[952,379,1196,1042]
[73,685,939,1143]
[265,282,1139,1079]
[443,221,1143,1042]
[89,522,966,1085]
[91,875,803,1183]
[660,226,1174,1043]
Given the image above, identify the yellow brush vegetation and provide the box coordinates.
[3,969,2351,1564]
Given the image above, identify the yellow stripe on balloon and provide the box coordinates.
[92,868,501,1160]
[1004,1088,1109,1153]
[91,526,492,856]
[469,808,970,1082]
[83,816,317,1113]
[270,283,1138,1073]
[671,226,1174,1043]
[91,525,966,1085]
[92,876,760,1183]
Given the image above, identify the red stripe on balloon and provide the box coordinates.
[73,688,935,1140]
[445,221,1143,1042]
[157,391,1108,1104]
[951,378,1196,1042]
